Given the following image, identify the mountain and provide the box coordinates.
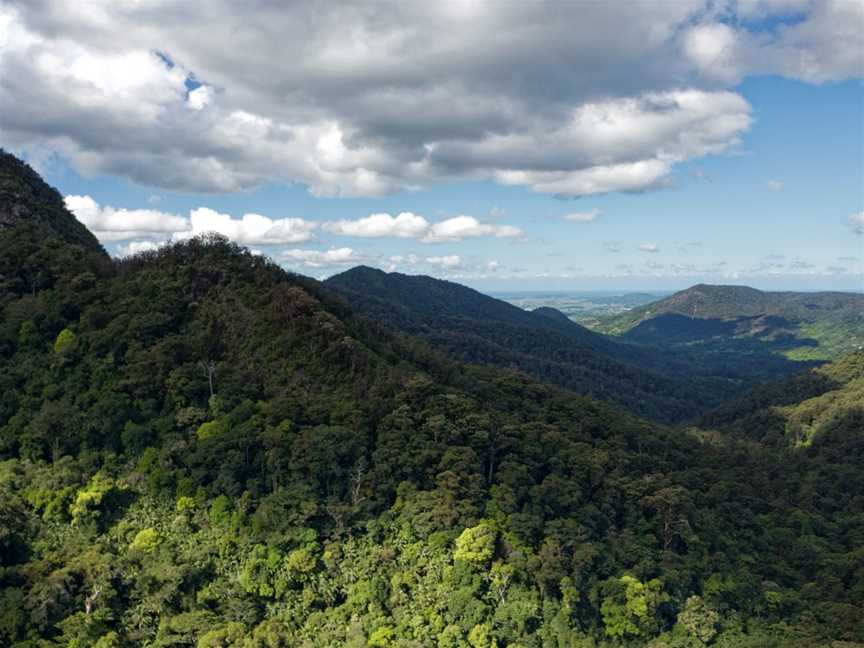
[325,266,740,422]
[1,155,862,646]
[598,283,864,360]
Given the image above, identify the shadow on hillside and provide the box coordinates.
[624,313,823,381]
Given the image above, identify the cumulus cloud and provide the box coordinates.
[65,196,316,246]
[421,216,522,243]
[426,255,462,268]
[116,240,164,257]
[766,179,784,190]
[564,209,601,222]
[65,195,190,241]
[322,212,521,243]
[323,212,429,238]
[639,243,660,253]
[681,1,864,84]
[3,2,855,199]
[183,208,316,244]
[850,212,864,235]
[280,247,360,268]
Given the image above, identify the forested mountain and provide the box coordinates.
[1,154,863,647]
[597,284,864,360]
[325,268,814,423]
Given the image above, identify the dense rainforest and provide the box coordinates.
[1,152,863,647]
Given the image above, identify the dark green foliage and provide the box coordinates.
[0,157,862,647]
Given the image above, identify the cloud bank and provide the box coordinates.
[2,1,860,198]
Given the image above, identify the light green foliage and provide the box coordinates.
[285,547,316,575]
[454,522,496,565]
[176,496,196,512]
[677,595,720,644]
[93,632,121,648]
[196,419,226,441]
[367,625,395,646]
[468,623,495,648]
[197,622,246,647]
[130,527,160,554]
[601,575,668,639]
[69,472,115,522]
[53,327,78,355]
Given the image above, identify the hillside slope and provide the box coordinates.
[598,283,864,360]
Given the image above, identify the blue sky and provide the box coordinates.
[2,2,862,291]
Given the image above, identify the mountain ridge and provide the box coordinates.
[597,282,864,360]
[326,267,757,422]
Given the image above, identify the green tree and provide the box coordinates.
[53,327,78,355]
[601,574,668,639]
[454,522,496,566]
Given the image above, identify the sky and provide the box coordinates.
[1,0,862,291]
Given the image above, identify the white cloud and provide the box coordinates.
[850,211,864,235]
[323,212,429,238]
[564,209,601,222]
[65,194,190,241]
[426,255,462,269]
[4,2,854,198]
[65,195,317,245]
[187,85,213,111]
[280,247,359,268]
[185,207,316,244]
[682,23,741,84]
[639,243,660,253]
[766,179,784,190]
[422,215,522,243]
[681,1,864,84]
[323,212,522,243]
[116,240,164,257]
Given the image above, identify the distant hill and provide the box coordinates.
[531,306,574,325]
[326,267,747,422]
[598,283,864,360]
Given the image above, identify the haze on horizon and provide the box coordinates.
[1,0,862,291]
